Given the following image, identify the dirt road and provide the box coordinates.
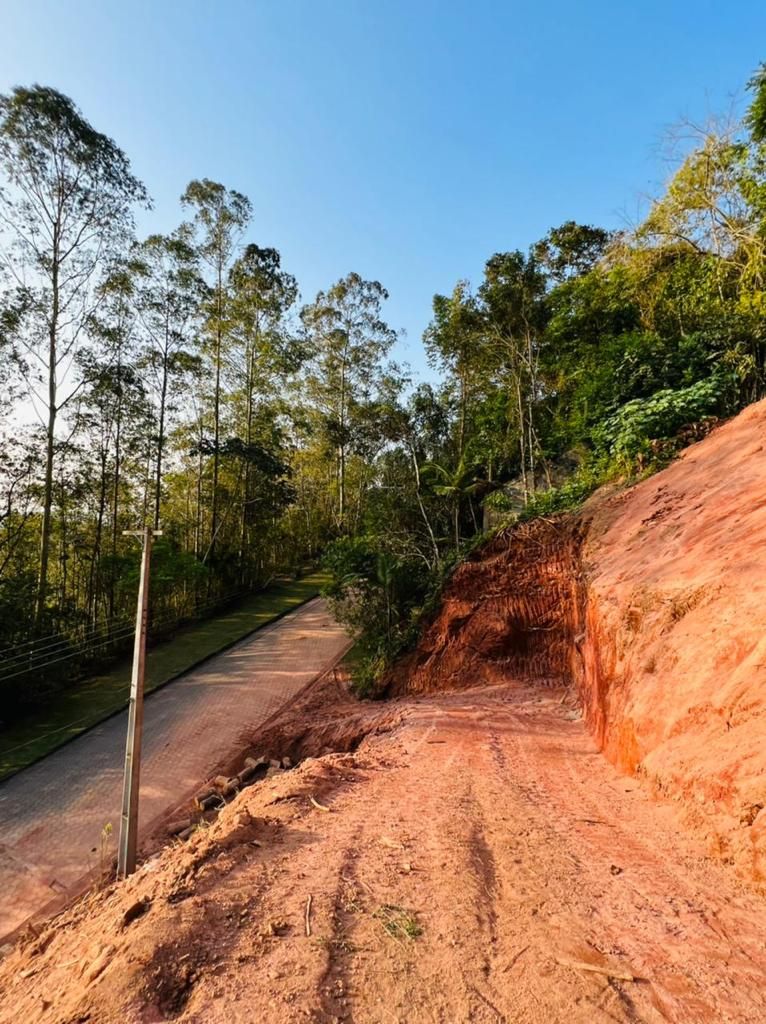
[0,598,349,940]
[4,678,764,1022]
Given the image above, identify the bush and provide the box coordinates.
[516,468,605,522]
[321,535,443,698]
[597,370,735,463]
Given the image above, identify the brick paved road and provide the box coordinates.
[0,598,348,938]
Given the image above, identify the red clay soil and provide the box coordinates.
[2,673,765,1023]
[385,516,587,696]
[2,401,766,1022]
[387,398,766,883]
[579,398,766,879]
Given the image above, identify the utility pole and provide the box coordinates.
[117,525,162,878]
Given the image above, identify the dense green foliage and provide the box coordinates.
[321,68,766,692]
[2,66,766,704]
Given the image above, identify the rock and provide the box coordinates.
[262,918,289,937]
[122,899,151,928]
[282,756,293,769]
[167,818,193,836]
[83,945,114,986]
[740,803,764,827]
[269,759,281,770]
[238,758,268,785]
[200,793,223,810]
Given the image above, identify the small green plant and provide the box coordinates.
[373,904,423,942]
[88,821,113,891]
[100,822,113,864]
[516,464,607,523]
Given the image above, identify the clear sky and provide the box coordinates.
[2,1,765,381]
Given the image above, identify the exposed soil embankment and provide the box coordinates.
[388,398,766,880]
[579,398,766,877]
[386,517,588,696]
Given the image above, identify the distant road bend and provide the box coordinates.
[0,597,349,939]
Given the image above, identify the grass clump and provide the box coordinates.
[373,904,423,942]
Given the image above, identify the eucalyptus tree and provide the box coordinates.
[300,272,397,529]
[228,244,299,565]
[0,85,147,629]
[423,281,485,462]
[74,349,149,623]
[134,231,204,530]
[0,429,39,644]
[477,251,548,498]
[83,260,148,558]
[181,179,252,554]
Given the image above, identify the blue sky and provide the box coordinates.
[2,1,765,381]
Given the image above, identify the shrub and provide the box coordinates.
[597,370,735,464]
[321,535,446,698]
[516,464,607,523]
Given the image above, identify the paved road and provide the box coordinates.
[0,598,348,938]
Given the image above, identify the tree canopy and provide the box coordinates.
[1,62,766,705]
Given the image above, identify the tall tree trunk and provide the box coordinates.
[240,330,256,581]
[515,370,528,504]
[458,367,467,460]
[526,329,536,492]
[35,251,59,634]
[89,450,108,626]
[338,349,347,530]
[154,346,169,531]
[210,260,223,555]
[410,447,440,566]
[109,359,123,620]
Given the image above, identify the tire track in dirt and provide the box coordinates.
[314,840,364,1024]
[494,686,766,1023]
[3,683,766,1023]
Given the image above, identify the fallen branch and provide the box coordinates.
[305,894,313,937]
[554,955,634,982]
[508,944,530,970]
[469,984,507,1021]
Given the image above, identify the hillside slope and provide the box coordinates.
[2,401,766,1022]
[388,398,766,879]
[580,399,766,875]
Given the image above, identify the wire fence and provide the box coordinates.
[0,580,259,692]
[0,573,342,943]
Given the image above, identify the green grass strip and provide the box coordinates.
[0,571,329,782]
